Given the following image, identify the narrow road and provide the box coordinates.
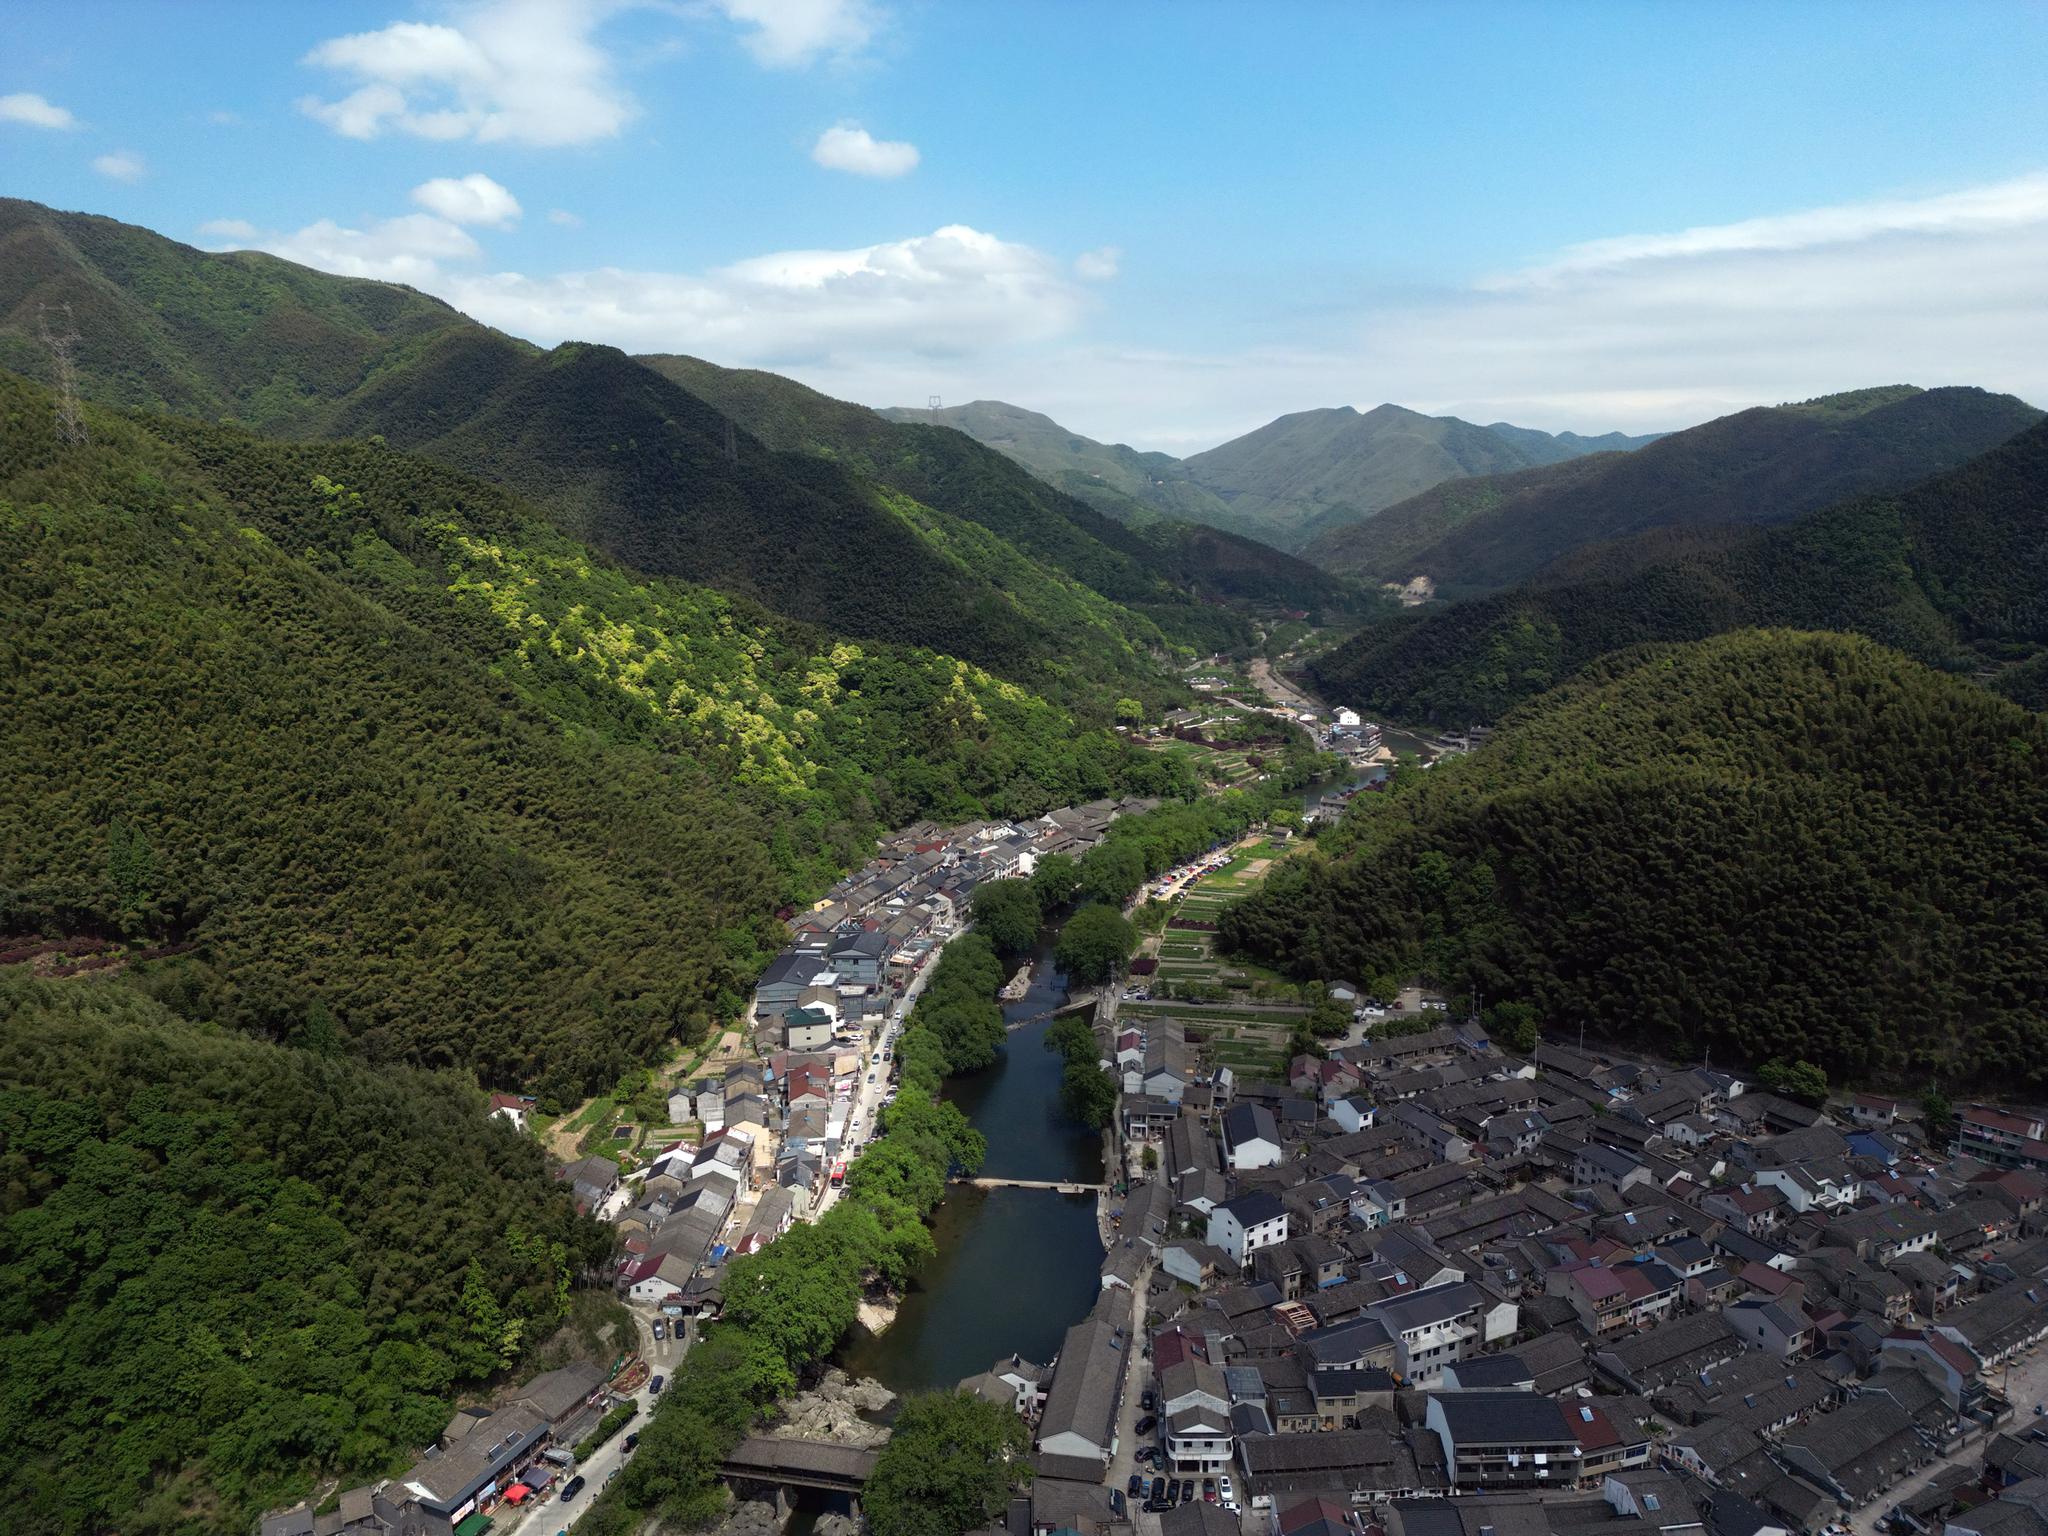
[498,1311,673,1536]
[1849,1341,2048,1535]
[1248,656,1322,716]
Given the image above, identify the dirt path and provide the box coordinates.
[1248,656,1322,716]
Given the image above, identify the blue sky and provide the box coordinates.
[7,0,2047,449]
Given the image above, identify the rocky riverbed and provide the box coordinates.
[706,1497,860,1536]
[768,1368,894,1448]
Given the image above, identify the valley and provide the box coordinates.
[4,19,2048,1536]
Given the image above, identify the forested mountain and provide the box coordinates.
[1,370,1183,1093]
[0,198,1262,702]
[1305,385,2043,595]
[1181,403,1659,551]
[648,356,1364,621]
[1306,418,2048,724]
[879,397,1242,529]
[1223,631,2048,1089]
[881,395,1653,551]
[0,973,614,1535]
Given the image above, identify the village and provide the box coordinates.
[265,682,2048,1536]
[932,1029,2048,1536]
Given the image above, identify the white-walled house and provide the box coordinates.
[1207,1191,1290,1264]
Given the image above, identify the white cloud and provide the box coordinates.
[438,224,1081,364]
[1492,171,2048,288]
[1073,246,1121,282]
[189,172,2048,455]
[0,91,79,130]
[412,172,523,227]
[92,150,146,182]
[202,211,482,285]
[548,207,584,227]
[787,171,2048,451]
[810,122,917,178]
[711,0,878,68]
[207,109,241,126]
[299,1,635,147]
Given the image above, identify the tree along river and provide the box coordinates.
[838,919,1107,1395]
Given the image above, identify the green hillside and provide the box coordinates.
[0,973,613,1536]
[1223,630,2048,1089]
[0,196,472,427]
[1,371,1183,1092]
[1182,402,1657,551]
[0,198,1221,704]
[880,395,1653,553]
[1306,385,2043,594]
[1185,403,1529,548]
[1306,418,2048,724]
[649,356,1360,623]
[879,397,1243,530]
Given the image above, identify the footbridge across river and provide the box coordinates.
[720,1436,878,1518]
[953,1175,1106,1194]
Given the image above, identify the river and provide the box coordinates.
[838,921,1108,1395]
[1289,727,1439,810]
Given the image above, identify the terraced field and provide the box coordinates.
[1134,836,1308,1079]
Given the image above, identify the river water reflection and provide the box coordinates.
[838,923,1107,1395]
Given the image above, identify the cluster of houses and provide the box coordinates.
[591,801,1159,1322]
[950,1024,2048,1536]
[753,799,1157,1031]
[260,1362,615,1536]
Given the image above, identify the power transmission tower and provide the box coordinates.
[38,303,89,445]
[723,419,738,466]
[928,394,942,420]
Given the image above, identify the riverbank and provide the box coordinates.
[837,918,1109,1395]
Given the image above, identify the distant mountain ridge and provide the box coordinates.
[0,195,1315,710]
[1306,412,2048,725]
[1305,384,2044,596]
[887,396,1658,551]
[651,356,1365,619]
[880,398,1244,531]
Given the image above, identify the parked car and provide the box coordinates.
[623,1432,639,1452]
[1150,1477,1167,1502]
[1140,1389,1156,1412]
[1180,1480,1195,1503]
[1219,1474,1235,1505]
[1128,1474,1144,1497]
[1202,1477,1217,1501]
[651,1319,665,1340]
[560,1476,587,1502]
[650,1374,665,1395]
[1109,1490,1126,1518]
[1134,1414,1156,1436]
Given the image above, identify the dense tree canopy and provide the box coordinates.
[1308,415,2048,727]
[1054,903,1138,986]
[1225,631,2048,1089]
[969,879,1043,956]
[0,371,1187,1091]
[865,1391,1032,1536]
[0,975,609,1536]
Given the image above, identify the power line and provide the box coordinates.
[38,302,89,445]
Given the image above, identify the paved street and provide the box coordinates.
[1849,1341,2048,1536]
[1103,1257,1161,1536]
[497,1309,674,1536]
